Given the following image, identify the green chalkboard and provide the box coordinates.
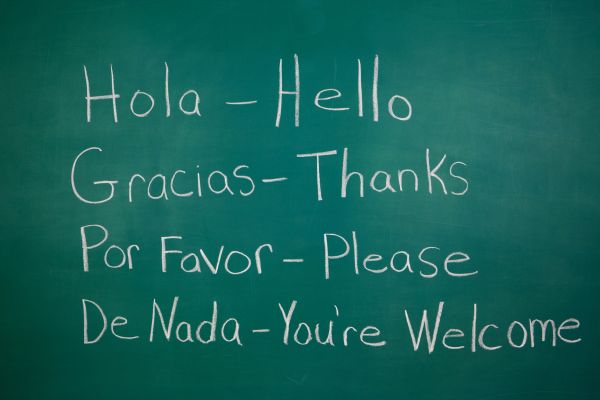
[1,0,599,399]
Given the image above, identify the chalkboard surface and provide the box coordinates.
[1,1,599,399]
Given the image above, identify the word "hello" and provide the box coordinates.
[83,55,412,126]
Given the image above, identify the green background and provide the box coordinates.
[1,0,599,398]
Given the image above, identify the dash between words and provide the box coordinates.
[83,55,411,125]
[82,297,581,352]
[70,146,468,204]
